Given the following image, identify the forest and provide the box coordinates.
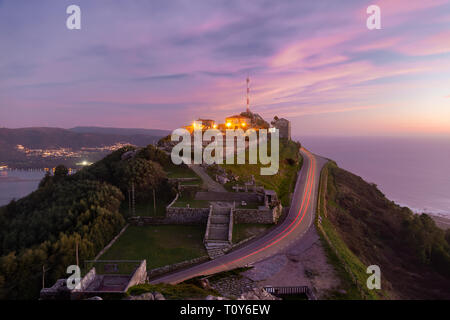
[0,144,175,299]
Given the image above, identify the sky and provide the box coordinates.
[0,0,449,136]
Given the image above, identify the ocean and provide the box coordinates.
[0,170,46,206]
[299,136,450,217]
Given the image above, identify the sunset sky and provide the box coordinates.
[1,0,449,136]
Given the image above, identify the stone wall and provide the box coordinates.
[168,177,199,183]
[125,260,147,291]
[129,207,211,225]
[179,184,200,192]
[78,267,97,291]
[234,205,282,224]
[166,207,211,224]
[228,209,234,243]
[195,191,263,202]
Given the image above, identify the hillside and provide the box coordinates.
[319,162,450,299]
[0,144,176,299]
[207,139,302,206]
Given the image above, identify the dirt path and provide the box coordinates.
[189,165,226,192]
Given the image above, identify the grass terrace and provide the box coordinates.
[209,139,303,206]
[99,225,207,269]
[165,164,199,179]
[173,190,210,208]
[232,224,272,243]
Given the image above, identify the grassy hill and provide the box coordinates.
[317,162,450,299]
[217,139,302,206]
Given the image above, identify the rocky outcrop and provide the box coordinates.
[127,292,166,300]
[238,288,280,300]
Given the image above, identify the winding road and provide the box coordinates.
[152,148,328,284]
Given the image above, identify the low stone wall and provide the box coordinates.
[168,177,199,183]
[234,205,282,224]
[166,207,211,224]
[228,209,234,243]
[204,207,213,243]
[148,255,210,280]
[40,279,71,300]
[179,184,200,191]
[94,224,129,260]
[78,267,97,291]
[129,216,168,226]
[195,191,263,202]
[129,207,211,225]
[125,260,147,291]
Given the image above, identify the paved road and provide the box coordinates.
[152,148,327,284]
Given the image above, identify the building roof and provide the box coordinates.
[226,114,251,120]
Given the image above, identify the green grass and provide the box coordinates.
[179,179,201,186]
[99,225,207,269]
[221,140,302,206]
[232,224,271,243]
[165,165,199,179]
[121,198,169,217]
[127,283,218,300]
[173,194,210,208]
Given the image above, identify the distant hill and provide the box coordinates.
[69,126,171,137]
[0,127,170,168]
[0,127,167,150]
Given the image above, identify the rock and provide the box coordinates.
[128,293,154,300]
[153,292,166,300]
[205,295,227,300]
[202,278,213,290]
[238,288,280,300]
[86,296,103,300]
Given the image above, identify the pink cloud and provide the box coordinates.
[270,30,359,69]
[373,0,448,16]
[396,31,450,56]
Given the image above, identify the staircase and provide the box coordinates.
[204,207,233,259]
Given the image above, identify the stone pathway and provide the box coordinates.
[189,165,226,192]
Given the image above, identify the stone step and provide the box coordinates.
[208,229,229,241]
[205,241,229,249]
[210,216,229,224]
[209,223,229,229]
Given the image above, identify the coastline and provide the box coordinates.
[428,214,450,230]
